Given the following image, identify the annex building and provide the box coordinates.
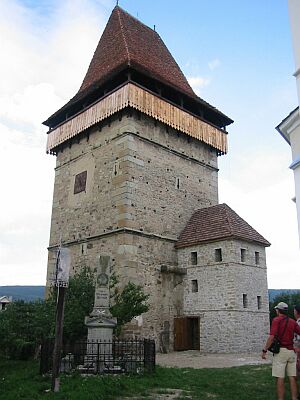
[45,6,270,353]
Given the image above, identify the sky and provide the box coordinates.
[0,0,299,288]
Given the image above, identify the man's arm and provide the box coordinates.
[261,335,274,359]
[295,321,300,335]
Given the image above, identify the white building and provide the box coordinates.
[0,295,12,311]
[276,0,300,244]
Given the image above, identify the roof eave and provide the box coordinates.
[175,235,271,249]
[276,106,300,145]
[44,66,234,130]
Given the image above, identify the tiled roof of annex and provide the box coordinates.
[176,203,271,248]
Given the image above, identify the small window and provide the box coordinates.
[243,294,248,308]
[175,177,180,189]
[74,171,87,194]
[215,248,222,262]
[255,251,260,265]
[257,296,262,310]
[191,280,198,293]
[191,251,197,265]
[80,243,87,255]
[240,248,246,262]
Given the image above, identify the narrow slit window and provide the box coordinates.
[241,248,246,262]
[255,251,260,265]
[191,280,198,293]
[175,177,180,189]
[257,295,262,310]
[215,248,222,262]
[243,294,248,308]
[191,251,197,265]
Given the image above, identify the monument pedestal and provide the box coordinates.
[82,255,117,373]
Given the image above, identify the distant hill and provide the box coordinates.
[0,286,299,303]
[268,289,300,302]
[0,286,45,301]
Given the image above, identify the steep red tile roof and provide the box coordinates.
[44,6,233,129]
[176,203,270,248]
[79,6,196,98]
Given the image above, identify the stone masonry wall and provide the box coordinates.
[47,110,218,350]
[48,111,218,248]
[178,239,269,352]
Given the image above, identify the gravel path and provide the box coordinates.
[156,350,272,369]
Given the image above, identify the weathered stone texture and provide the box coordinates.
[47,111,269,353]
[48,111,207,349]
[49,112,218,248]
[178,239,269,352]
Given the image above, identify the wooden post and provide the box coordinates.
[51,286,66,392]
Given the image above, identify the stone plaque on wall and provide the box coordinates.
[74,170,87,194]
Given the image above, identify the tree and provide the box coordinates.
[269,292,300,321]
[0,267,150,359]
[110,281,150,336]
[57,266,95,343]
[0,268,94,359]
[0,299,54,359]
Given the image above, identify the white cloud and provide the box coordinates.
[187,76,210,93]
[208,58,220,70]
[0,0,110,285]
[0,0,299,292]
[219,148,300,289]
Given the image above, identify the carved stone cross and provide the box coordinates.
[91,255,111,317]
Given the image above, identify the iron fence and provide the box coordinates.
[40,338,155,375]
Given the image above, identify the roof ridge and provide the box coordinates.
[117,7,131,65]
[223,204,234,235]
[115,6,157,35]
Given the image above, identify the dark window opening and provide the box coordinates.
[257,295,262,310]
[255,251,260,265]
[241,248,246,262]
[176,177,180,189]
[191,280,198,293]
[191,251,197,265]
[243,294,248,308]
[215,248,222,262]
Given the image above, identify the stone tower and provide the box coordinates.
[44,7,269,352]
[176,204,270,352]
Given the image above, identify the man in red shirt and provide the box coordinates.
[262,302,300,400]
[293,305,300,378]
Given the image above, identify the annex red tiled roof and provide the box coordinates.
[176,203,270,248]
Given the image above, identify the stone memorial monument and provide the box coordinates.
[84,255,117,369]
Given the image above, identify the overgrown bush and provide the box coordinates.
[8,339,36,360]
[0,267,149,359]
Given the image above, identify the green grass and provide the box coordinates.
[0,358,290,400]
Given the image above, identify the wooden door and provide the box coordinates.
[174,317,189,351]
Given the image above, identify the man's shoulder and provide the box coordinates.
[271,315,288,326]
[272,315,284,322]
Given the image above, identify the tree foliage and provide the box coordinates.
[269,291,300,321]
[0,267,149,359]
[56,267,95,342]
[0,299,54,359]
[110,281,150,336]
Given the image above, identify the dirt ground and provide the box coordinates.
[156,350,272,369]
